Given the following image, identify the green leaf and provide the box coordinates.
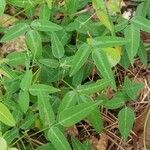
[72,67,84,86]
[103,47,121,67]
[114,17,128,32]
[31,19,63,32]
[36,143,55,150]
[12,109,23,124]
[40,66,64,83]
[25,29,42,60]
[77,79,110,95]
[38,93,55,127]
[88,36,128,48]
[124,24,140,63]
[51,32,65,59]
[72,138,92,150]
[123,77,144,101]
[132,16,150,33]
[3,128,19,145]
[70,44,91,76]
[92,49,116,90]
[92,0,107,11]
[20,112,37,130]
[66,15,98,34]
[29,84,60,96]
[0,64,17,79]
[58,100,103,127]
[6,52,26,67]
[45,0,53,9]
[98,10,113,33]
[71,137,83,150]
[119,49,130,69]
[0,137,7,150]
[51,96,61,114]
[48,126,72,150]
[102,92,127,109]
[39,4,51,21]
[138,41,147,66]
[66,0,79,15]
[1,22,29,42]
[82,63,94,81]
[135,0,150,17]
[20,70,33,91]
[118,107,135,139]
[135,1,144,16]
[0,102,16,126]
[79,94,103,133]
[0,0,6,16]
[92,0,113,32]
[38,58,59,68]
[7,0,39,8]
[18,90,30,113]
[8,148,18,150]
[56,30,71,46]
[107,0,120,14]
[82,141,92,150]
[58,91,77,113]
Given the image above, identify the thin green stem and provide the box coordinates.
[61,79,76,91]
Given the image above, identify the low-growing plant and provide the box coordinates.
[0,0,149,149]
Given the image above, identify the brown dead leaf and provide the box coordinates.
[89,136,99,150]
[133,109,147,136]
[0,36,26,57]
[105,87,114,99]
[133,107,150,149]
[141,32,150,43]
[0,14,17,27]
[66,126,79,137]
[133,108,147,149]
[144,108,150,149]
[96,133,108,150]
